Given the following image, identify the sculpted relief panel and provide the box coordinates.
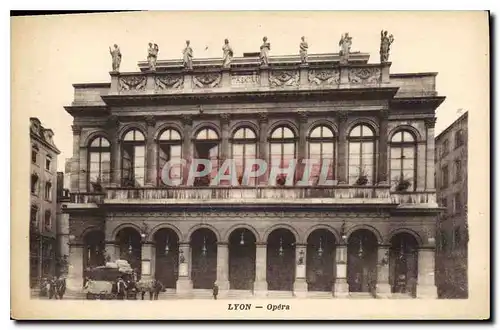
[193,73,222,89]
[118,75,147,92]
[348,67,382,84]
[155,74,184,90]
[308,69,340,86]
[269,70,300,88]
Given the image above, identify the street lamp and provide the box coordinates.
[201,236,207,257]
[165,235,170,255]
[278,237,284,257]
[240,231,245,245]
[317,237,324,257]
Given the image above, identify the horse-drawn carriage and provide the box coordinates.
[84,259,135,300]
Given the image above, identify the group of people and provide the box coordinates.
[84,275,165,300]
[39,276,66,299]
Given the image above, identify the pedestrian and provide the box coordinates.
[116,277,127,300]
[212,283,219,300]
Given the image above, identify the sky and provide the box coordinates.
[11,11,489,171]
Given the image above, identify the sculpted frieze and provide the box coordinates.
[119,75,147,92]
[308,69,340,86]
[104,211,386,219]
[269,70,299,87]
[155,74,184,90]
[231,73,260,87]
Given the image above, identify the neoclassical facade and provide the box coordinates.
[64,50,444,298]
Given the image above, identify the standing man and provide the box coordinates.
[212,282,219,300]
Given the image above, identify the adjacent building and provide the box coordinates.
[30,117,60,287]
[435,111,468,298]
[63,45,445,298]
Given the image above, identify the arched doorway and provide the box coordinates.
[190,228,217,289]
[347,229,378,294]
[267,228,296,291]
[390,233,418,296]
[154,228,179,289]
[306,229,336,292]
[228,228,256,290]
[83,230,105,270]
[116,227,142,278]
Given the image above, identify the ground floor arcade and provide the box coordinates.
[67,223,437,298]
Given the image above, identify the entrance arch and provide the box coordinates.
[153,228,180,289]
[116,227,142,278]
[228,228,256,290]
[267,228,296,291]
[83,230,105,270]
[390,233,419,296]
[347,229,378,294]
[306,229,336,292]
[190,228,218,289]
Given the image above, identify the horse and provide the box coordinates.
[136,279,164,300]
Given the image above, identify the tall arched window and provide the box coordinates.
[232,127,258,185]
[194,127,220,186]
[157,129,182,186]
[308,125,336,184]
[88,136,111,191]
[269,126,296,185]
[348,124,375,185]
[121,129,145,187]
[390,130,416,191]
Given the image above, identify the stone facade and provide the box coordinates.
[435,111,468,298]
[30,117,60,287]
[62,51,444,298]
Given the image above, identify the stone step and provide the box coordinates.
[306,291,334,299]
[267,290,295,298]
[348,292,375,299]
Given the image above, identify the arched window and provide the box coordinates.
[232,127,258,185]
[194,127,220,187]
[158,129,182,186]
[31,173,39,195]
[348,124,375,185]
[308,125,336,184]
[44,210,51,230]
[269,126,296,185]
[121,129,145,187]
[44,182,52,201]
[88,136,111,191]
[390,130,416,191]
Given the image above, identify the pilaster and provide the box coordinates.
[70,125,81,192]
[176,242,193,295]
[425,118,437,190]
[416,247,438,298]
[336,111,348,184]
[67,243,84,292]
[334,243,349,297]
[377,110,389,185]
[258,113,269,186]
[106,115,121,187]
[254,243,268,297]
[376,245,391,298]
[144,115,157,187]
[216,242,230,294]
[293,244,308,297]
[141,242,155,280]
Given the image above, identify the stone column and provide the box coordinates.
[336,111,348,184]
[104,241,119,262]
[377,110,389,185]
[176,242,193,294]
[258,113,269,185]
[425,118,437,190]
[181,115,193,185]
[107,115,121,187]
[334,243,349,297]
[254,243,267,297]
[216,242,230,294]
[78,146,88,191]
[416,248,438,298]
[70,125,81,192]
[144,115,157,187]
[375,245,391,298]
[220,114,231,185]
[297,111,308,183]
[141,242,155,280]
[67,243,84,292]
[293,244,308,297]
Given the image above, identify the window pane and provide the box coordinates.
[233,144,243,157]
[207,129,218,140]
[349,142,361,155]
[402,169,413,180]
[361,125,374,137]
[171,145,182,158]
[310,127,322,138]
[322,126,334,138]
[234,128,245,139]
[170,130,181,140]
[362,142,374,155]
[402,131,414,142]
[282,127,294,138]
[350,125,361,137]
[283,143,295,157]
[271,127,282,139]
[309,142,322,157]
[89,152,100,182]
[322,142,334,157]
[402,159,414,170]
[245,144,256,157]
[245,128,256,139]
[90,138,101,147]
[270,143,281,158]
[402,147,414,159]
[391,132,403,143]
[101,152,110,183]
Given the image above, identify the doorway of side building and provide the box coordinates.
[389,232,418,297]
[228,228,256,290]
[347,229,378,294]
[190,228,218,289]
[306,229,336,292]
[267,228,296,291]
[154,228,180,289]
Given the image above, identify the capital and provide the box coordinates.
[425,117,437,129]
[297,111,309,123]
[379,109,389,119]
[106,115,120,129]
[181,114,193,127]
[220,113,231,125]
[337,111,348,123]
[144,115,156,127]
[71,125,82,135]
[258,112,268,124]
